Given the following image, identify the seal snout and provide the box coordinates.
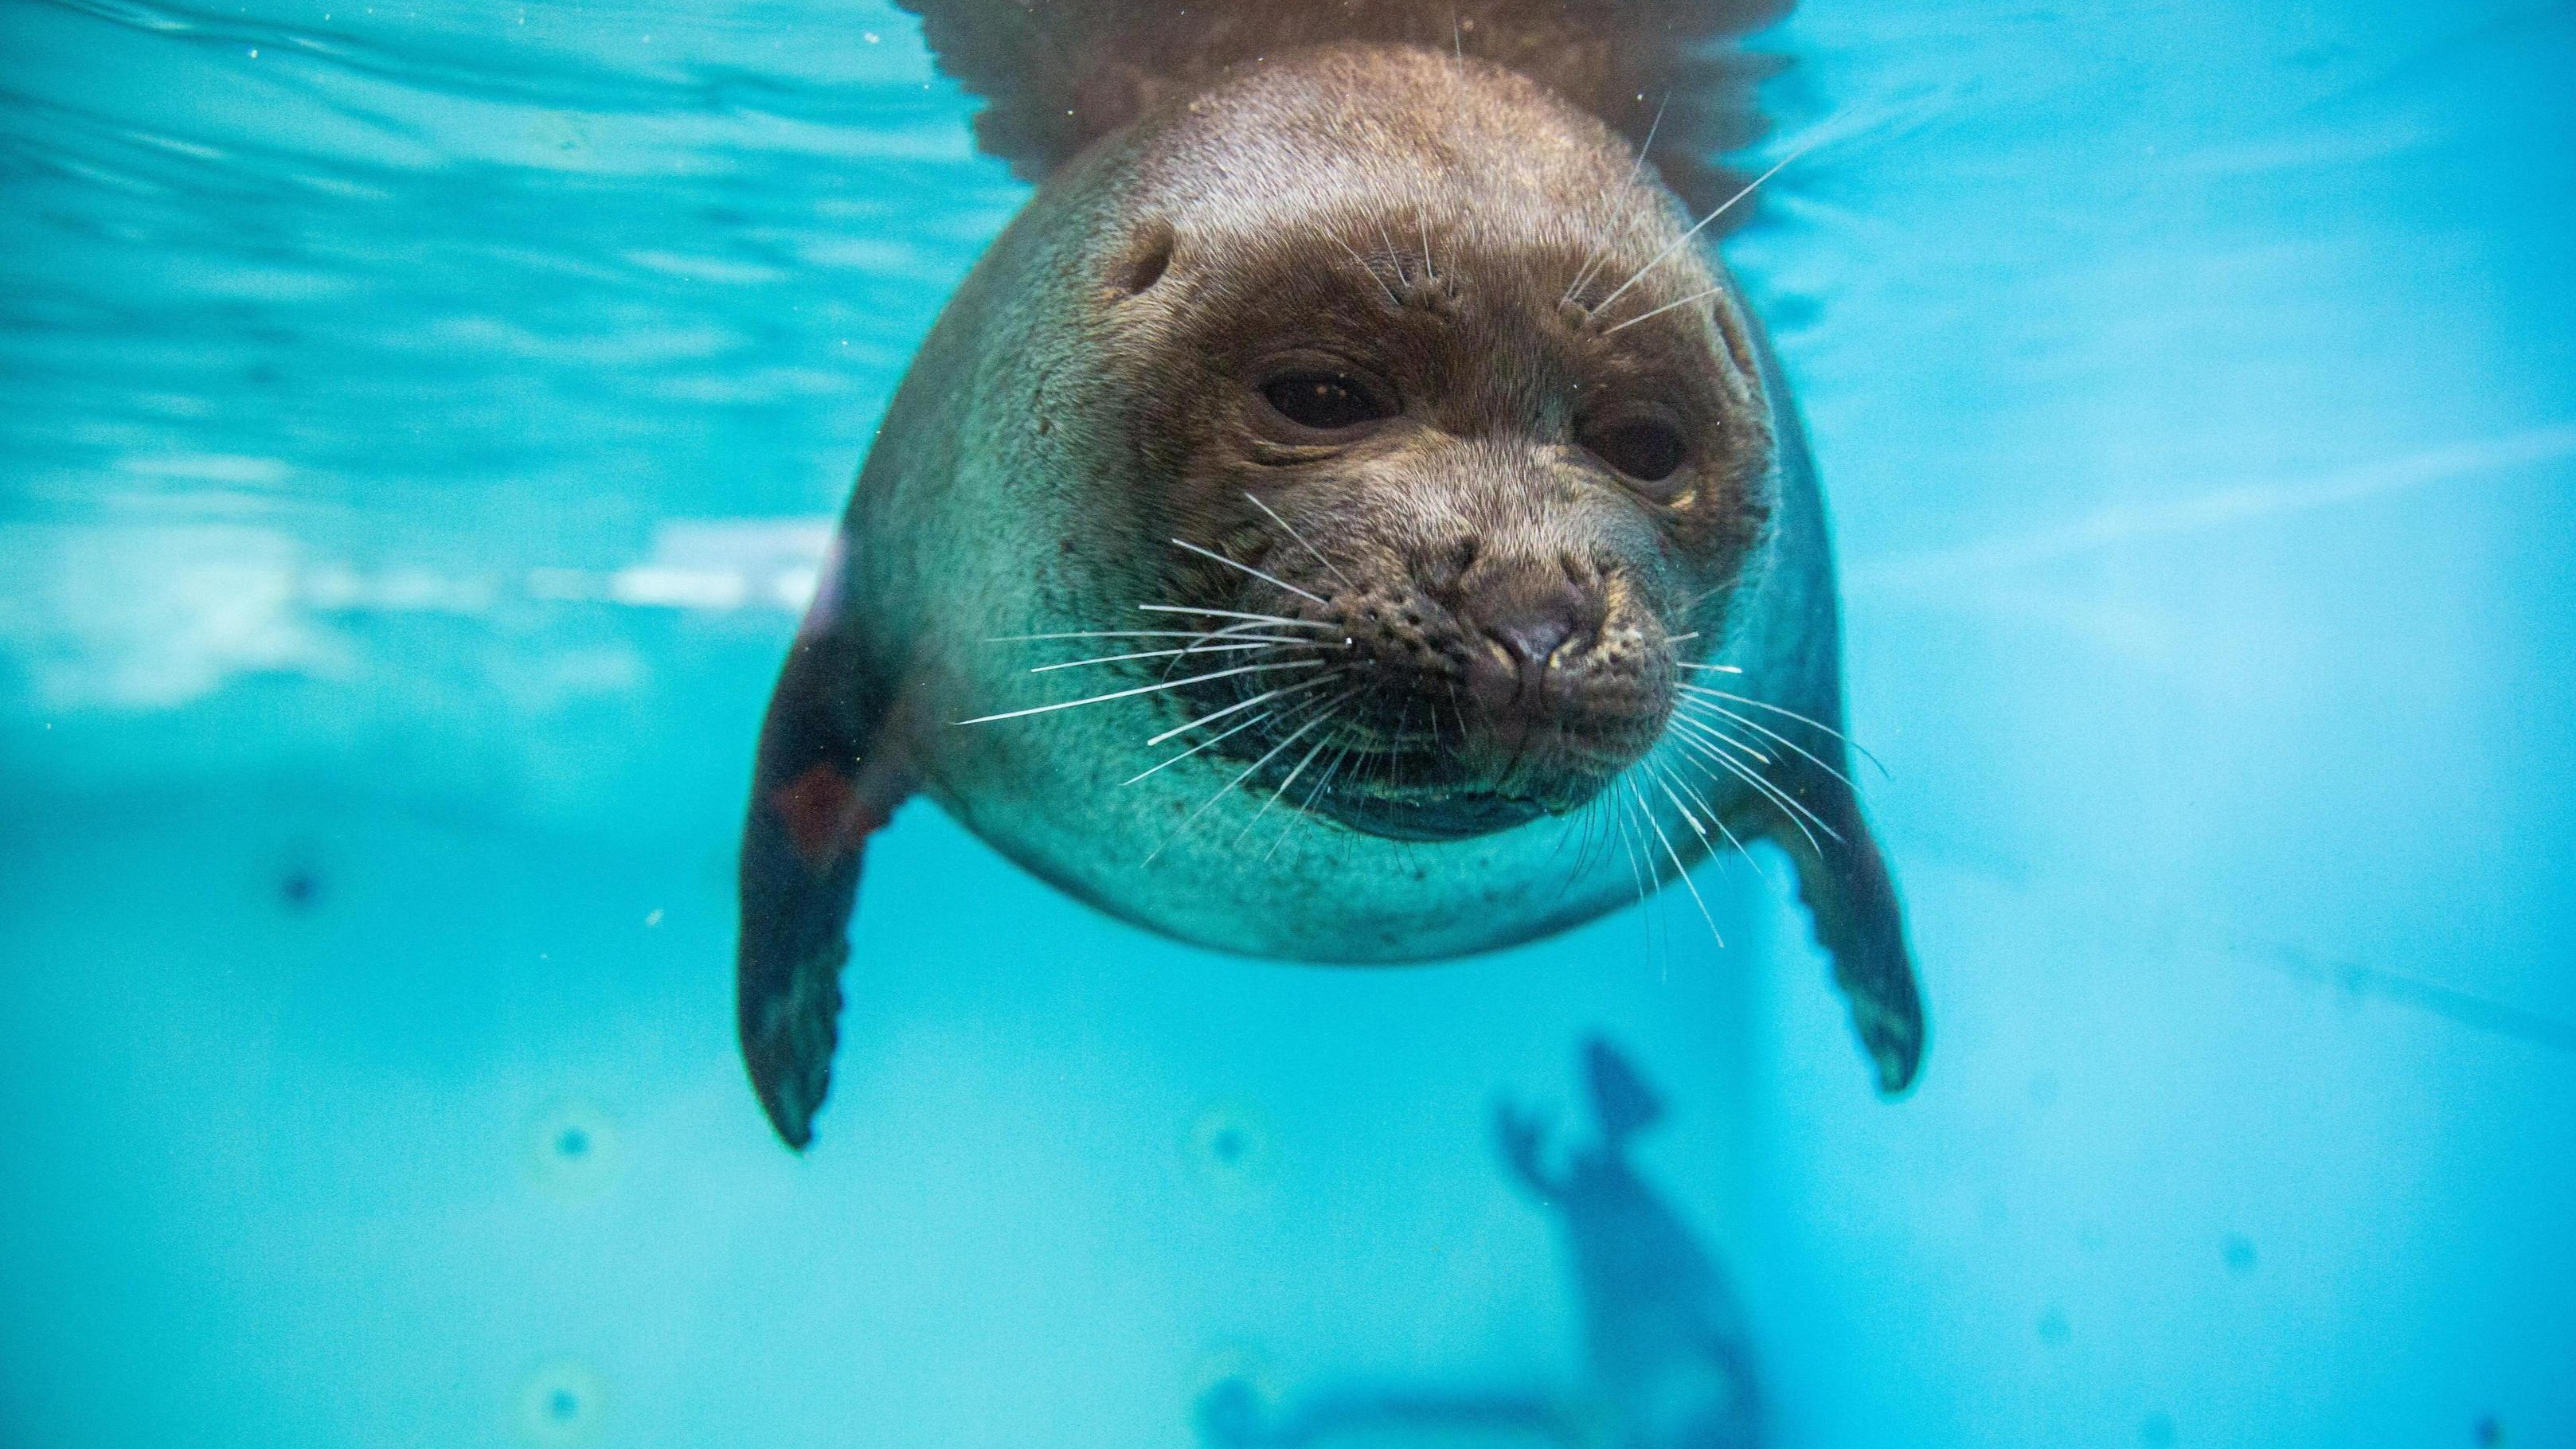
[1459,573,1597,724]
[1231,540,1674,840]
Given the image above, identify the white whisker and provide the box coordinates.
[1610,787,1648,909]
[1678,693,1860,791]
[1170,537,1331,607]
[1144,691,1356,864]
[1562,91,1670,306]
[1032,640,1304,673]
[1137,603,1337,631]
[1604,283,1728,336]
[1673,660,1742,674]
[1143,670,1344,747]
[992,628,1259,644]
[1666,709,1777,767]
[1237,732,1335,844]
[1665,719,1842,852]
[1123,707,1277,786]
[1680,685,1888,775]
[1633,778,1722,946]
[957,659,1321,725]
[1268,742,1353,861]
[1244,490,1354,589]
[1648,750,1766,876]
[1327,231,1401,307]
[1593,142,1812,316]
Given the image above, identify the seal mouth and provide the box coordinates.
[1198,674,1661,844]
[1114,510,1686,845]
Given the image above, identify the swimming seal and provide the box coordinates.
[738,0,1925,1148]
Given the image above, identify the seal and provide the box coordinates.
[738,0,1925,1149]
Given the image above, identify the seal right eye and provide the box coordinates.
[1260,372,1390,432]
[1580,415,1688,489]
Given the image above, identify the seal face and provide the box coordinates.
[1132,204,1772,843]
[733,2,1927,1150]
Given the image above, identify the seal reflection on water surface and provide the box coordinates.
[737,0,1925,1149]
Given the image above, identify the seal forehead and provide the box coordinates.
[1128,45,1699,282]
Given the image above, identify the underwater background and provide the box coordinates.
[2,0,2571,1444]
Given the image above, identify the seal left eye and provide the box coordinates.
[1261,372,1390,432]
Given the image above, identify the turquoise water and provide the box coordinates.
[3,0,2572,1444]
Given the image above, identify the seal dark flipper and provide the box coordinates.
[737,619,911,1150]
[1779,788,1925,1096]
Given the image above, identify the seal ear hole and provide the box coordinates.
[1113,222,1175,295]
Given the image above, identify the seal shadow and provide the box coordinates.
[1194,1037,1761,1449]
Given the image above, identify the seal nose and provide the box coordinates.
[1466,592,1587,714]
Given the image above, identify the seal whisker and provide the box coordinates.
[1033,640,1313,673]
[1593,142,1811,316]
[1237,732,1336,845]
[1123,706,1280,785]
[991,628,1284,644]
[1170,537,1333,606]
[956,659,1323,725]
[1602,282,1727,336]
[1666,709,1777,767]
[1562,90,1670,307]
[1268,741,1354,861]
[1664,719,1842,853]
[1633,777,1723,946]
[1137,603,1339,631]
[1144,689,1358,865]
[1672,659,1741,674]
[1157,618,1341,678]
[1641,755,1714,844]
[1243,490,1356,589]
[1144,670,1347,746]
[1646,749,1765,876]
[1612,787,1652,912]
[1327,230,1403,308]
[1677,694,1863,791]
[1678,685,1889,775]
[1371,213,1405,282]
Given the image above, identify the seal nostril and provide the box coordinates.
[1493,615,1578,674]
[1464,591,1589,713]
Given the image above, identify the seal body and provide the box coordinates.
[738,6,1923,1148]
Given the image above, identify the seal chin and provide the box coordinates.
[1303,735,1636,842]
[1315,783,1549,842]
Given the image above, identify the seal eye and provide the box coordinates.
[1261,372,1390,433]
[1581,416,1688,488]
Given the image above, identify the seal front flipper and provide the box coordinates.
[1777,787,1925,1096]
[737,617,912,1150]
